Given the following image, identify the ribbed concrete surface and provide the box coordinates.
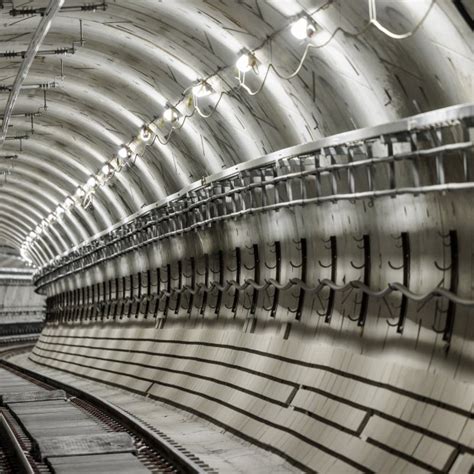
[21,322,474,473]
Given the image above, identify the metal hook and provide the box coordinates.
[432,317,446,334]
[289,258,304,269]
[437,230,451,240]
[350,260,365,270]
[209,260,221,274]
[196,265,207,276]
[388,260,404,270]
[182,258,194,278]
[159,269,169,284]
[264,259,278,270]
[318,259,332,268]
[434,261,452,272]
[226,262,238,272]
[347,313,360,322]
[315,293,328,317]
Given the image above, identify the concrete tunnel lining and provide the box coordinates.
[0,0,473,472]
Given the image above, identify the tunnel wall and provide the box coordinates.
[0,280,45,338]
[30,107,474,471]
[31,322,473,472]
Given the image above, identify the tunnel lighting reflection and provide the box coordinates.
[290,17,316,39]
[236,52,257,73]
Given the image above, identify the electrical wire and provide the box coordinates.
[369,0,436,39]
[24,0,438,263]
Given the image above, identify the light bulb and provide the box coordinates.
[118,145,130,159]
[35,225,42,234]
[86,176,97,189]
[64,197,74,209]
[29,231,36,239]
[290,17,316,40]
[101,163,111,176]
[74,187,85,200]
[192,81,214,98]
[163,106,178,123]
[47,213,55,223]
[236,52,256,73]
[56,205,65,216]
[140,125,152,142]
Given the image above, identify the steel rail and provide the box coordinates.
[0,0,64,147]
[0,413,34,474]
[0,355,210,474]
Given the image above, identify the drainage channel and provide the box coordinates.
[0,345,213,474]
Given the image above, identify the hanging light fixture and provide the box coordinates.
[290,16,316,40]
[74,186,86,202]
[118,145,131,159]
[63,196,74,210]
[162,105,179,123]
[86,176,97,190]
[55,205,65,218]
[192,80,214,98]
[236,51,257,72]
[101,163,112,176]
[139,125,153,142]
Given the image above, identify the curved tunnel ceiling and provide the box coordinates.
[0,0,472,267]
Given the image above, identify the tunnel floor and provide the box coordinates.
[7,351,299,473]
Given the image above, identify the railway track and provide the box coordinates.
[0,343,213,474]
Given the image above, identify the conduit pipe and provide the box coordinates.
[0,0,64,148]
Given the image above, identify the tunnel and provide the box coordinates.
[0,0,473,472]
